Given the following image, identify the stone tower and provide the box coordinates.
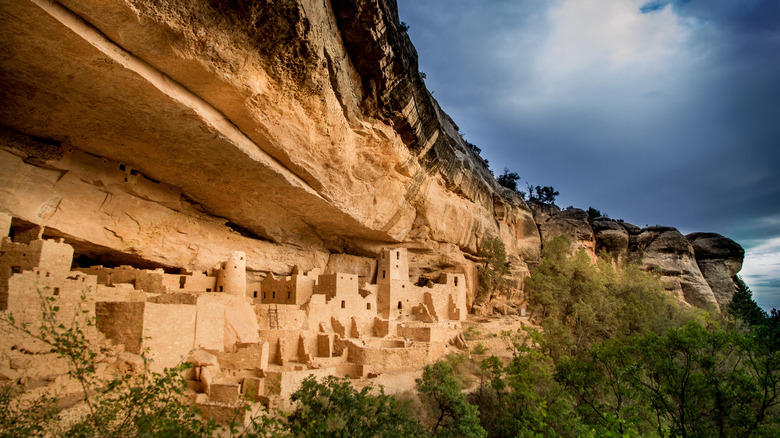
[218,251,246,296]
[377,248,409,284]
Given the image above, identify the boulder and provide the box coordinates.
[591,218,629,261]
[539,209,596,259]
[686,233,745,308]
[630,227,719,310]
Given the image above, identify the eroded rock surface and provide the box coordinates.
[0,0,743,313]
[591,218,629,262]
[629,227,719,310]
[0,0,538,303]
[537,208,597,260]
[687,232,745,308]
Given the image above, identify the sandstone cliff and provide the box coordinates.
[0,0,538,308]
[533,208,745,311]
[0,0,742,311]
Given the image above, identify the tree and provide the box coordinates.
[286,376,422,437]
[586,207,602,222]
[558,321,780,437]
[524,183,559,205]
[727,276,768,327]
[417,361,486,438]
[477,237,508,303]
[526,236,689,359]
[535,186,559,205]
[497,168,520,192]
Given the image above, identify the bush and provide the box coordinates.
[496,168,520,192]
[526,236,690,359]
[477,237,508,303]
[285,376,422,437]
[417,361,486,438]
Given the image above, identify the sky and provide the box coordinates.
[396,0,780,311]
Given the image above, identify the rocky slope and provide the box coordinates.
[0,0,741,310]
[532,207,744,311]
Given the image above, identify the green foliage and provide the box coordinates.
[525,184,560,205]
[463,325,482,341]
[467,328,588,437]
[477,237,508,303]
[472,343,489,355]
[285,375,422,437]
[526,236,690,359]
[727,276,769,326]
[559,320,780,437]
[586,207,603,222]
[417,361,486,438]
[497,168,520,192]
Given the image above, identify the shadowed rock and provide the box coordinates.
[686,232,745,308]
[630,227,718,310]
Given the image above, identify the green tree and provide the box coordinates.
[285,375,422,437]
[477,237,508,304]
[586,207,602,222]
[727,276,768,327]
[417,361,486,438]
[526,236,689,360]
[497,168,520,192]
[559,321,780,437]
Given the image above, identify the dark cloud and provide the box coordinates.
[397,0,780,310]
[639,1,672,14]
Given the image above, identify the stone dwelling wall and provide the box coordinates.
[6,269,98,340]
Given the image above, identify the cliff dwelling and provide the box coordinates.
[0,212,468,416]
[0,0,753,432]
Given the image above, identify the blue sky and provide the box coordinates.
[396,0,780,310]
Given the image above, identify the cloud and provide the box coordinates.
[639,1,671,14]
[741,236,780,310]
[397,0,780,310]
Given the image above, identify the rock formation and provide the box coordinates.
[687,232,745,308]
[0,0,744,316]
[0,0,751,427]
[533,209,744,311]
[0,0,539,310]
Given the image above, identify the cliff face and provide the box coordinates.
[0,0,538,307]
[533,209,745,311]
[0,0,743,312]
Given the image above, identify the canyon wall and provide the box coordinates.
[0,0,741,311]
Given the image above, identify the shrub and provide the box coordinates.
[477,237,508,303]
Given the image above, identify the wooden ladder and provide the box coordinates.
[268,304,279,329]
